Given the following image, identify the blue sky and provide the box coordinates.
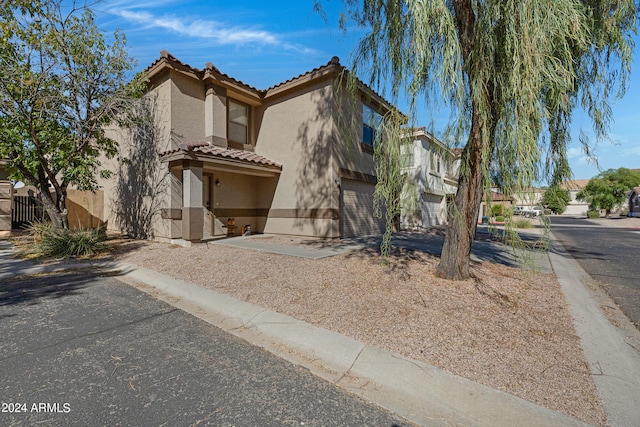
[92,0,639,181]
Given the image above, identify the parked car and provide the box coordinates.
[514,206,541,217]
[525,207,541,217]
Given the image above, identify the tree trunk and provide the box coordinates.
[38,186,68,229]
[435,0,496,280]
[435,104,486,280]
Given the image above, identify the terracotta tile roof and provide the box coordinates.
[159,142,281,169]
[264,56,396,113]
[146,51,261,94]
[264,56,341,92]
[144,52,399,114]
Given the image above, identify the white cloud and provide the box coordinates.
[110,8,315,54]
[566,147,583,158]
[567,146,598,166]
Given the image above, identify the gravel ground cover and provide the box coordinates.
[113,231,606,426]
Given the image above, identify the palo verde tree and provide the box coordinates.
[321,0,636,280]
[576,167,640,216]
[0,0,145,229]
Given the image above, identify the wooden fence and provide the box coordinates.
[12,195,46,229]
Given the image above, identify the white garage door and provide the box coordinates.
[421,193,443,226]
[341,180,386,238]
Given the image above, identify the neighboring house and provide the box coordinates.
[629,186,640,217]
[510,188,544,212]
[559,179,590,216]
[479,191,515,221]
[400,128,459,229]
[96,51,397,244]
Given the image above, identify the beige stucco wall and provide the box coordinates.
[88,63,387,241]
[97,75,177,240]
[205,170,263,235]
[256,79,340,237]
[333,96,377,179]
[170,71,205,145]
[66,189,104,229]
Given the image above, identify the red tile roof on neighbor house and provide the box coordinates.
[158,142,282,169]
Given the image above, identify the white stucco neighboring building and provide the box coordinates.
[400,128,460,229]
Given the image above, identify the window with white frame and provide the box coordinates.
[362,104,383,147]
[228,99,249,145]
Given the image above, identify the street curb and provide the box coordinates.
[0,243,595,426]
[548,234,640,427]
[111,261,589,427]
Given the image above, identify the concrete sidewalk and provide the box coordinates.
[548,235,640,427]
[2,234,639,426]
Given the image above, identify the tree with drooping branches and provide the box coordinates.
[319,0,636,279]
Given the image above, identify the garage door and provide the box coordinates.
[341,180,386,238]
[421,193,444,226]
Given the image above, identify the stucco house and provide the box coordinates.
[559,179,591,216]
[96,51,394,244]
[479,191,515,221]
[400,128,460,229]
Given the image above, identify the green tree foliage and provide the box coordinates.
[576,168,640,217]
[321,0,635,279]
[541,186,571,214]
[0,0,145,228]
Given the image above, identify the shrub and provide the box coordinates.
[513,218,532,228]
[490,204,505,217]
[586,210,601,219]
[494,215,505,222]
[26,222,109,258]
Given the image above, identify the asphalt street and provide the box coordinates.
[0,269,410,427]
[550,216,640,328]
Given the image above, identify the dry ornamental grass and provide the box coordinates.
[114,234,606,426]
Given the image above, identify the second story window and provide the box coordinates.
[228,99,249,145]
[363,104,382,147]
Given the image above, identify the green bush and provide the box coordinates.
[512,218,532,228]
[494,215,505,222]
[490,204,505,217]
[586,210,601,219]
[27,222,109,258]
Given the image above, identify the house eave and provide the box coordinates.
[161,152,281,177]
